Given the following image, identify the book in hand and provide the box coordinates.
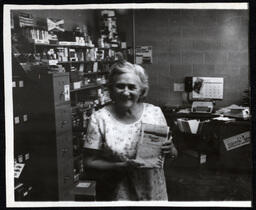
[136,123,169,168]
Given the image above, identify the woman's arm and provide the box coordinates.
[83,148,127,171]
[83,148,144,171]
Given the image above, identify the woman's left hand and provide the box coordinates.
[161,136,178,159]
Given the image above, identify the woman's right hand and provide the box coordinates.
[125,159,145,168]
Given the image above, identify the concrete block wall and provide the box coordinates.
[134,9,249,108]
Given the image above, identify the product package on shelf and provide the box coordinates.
[48,32,58,44]
[99,9,121,51]
[56,47,69,62]
[96,49,105,61]
[101,10,115,17]
[77,51,85,62]
[136,123,169,168]
[69,49,78,62]
[86,48,96,62]
[21,27,49,44]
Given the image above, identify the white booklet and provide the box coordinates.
[136,123,169,168]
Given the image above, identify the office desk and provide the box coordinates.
[163,111,252,172]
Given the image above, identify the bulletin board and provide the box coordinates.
[192,77,224,100]
[135,46,152,64]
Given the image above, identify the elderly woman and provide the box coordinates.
[83,57,177,201]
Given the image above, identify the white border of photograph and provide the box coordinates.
[4,2,251,208]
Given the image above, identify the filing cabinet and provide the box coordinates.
[13,73,35,201]
[23,71,75,201]
[55,105,73,134]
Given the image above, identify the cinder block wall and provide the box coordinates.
[134,9,249,108]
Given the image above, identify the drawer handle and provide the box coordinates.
[61,120,68,127]
[62,148,68,155]
[64,176,70,183]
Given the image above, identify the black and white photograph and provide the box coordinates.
[3,2,253,207]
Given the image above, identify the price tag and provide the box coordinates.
[23,114,28,122]
[14,116,20,124]
[14,163,25,178]
[64,84,70,101]
[48,60,58,65]
[25,153,30,160]
[200,154,207,164]
[12,81,16,87]
[19,81,24,87]
[76,182,91,188]
[18,155,23,163]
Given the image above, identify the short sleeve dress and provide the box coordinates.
[83,103,168,201]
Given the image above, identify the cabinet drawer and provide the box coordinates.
[56,133,74,194]
[58,161,75,200]
[53,74,70,106]
[60,188,74,201]
[56,132,73,161]
[55,105,72,134]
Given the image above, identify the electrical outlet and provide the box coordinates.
[174,83,184,92]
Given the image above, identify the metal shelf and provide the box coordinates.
[34,43,94,48]
[70,83,105,92]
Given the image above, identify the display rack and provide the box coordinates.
[12,66,34,201]
[11,9,128,201]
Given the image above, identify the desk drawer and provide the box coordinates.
[55,105,72,134]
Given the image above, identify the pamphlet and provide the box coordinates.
[136,123,169,168]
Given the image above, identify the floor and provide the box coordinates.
[164,153,252,201]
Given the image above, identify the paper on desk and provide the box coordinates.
[136,123,169,168]
[212,116,235,121]
[187,119,200,134]
[177,118,200,134]
[215,104,249,114]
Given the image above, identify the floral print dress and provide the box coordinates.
[83,103,168,201]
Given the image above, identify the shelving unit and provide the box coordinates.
[12,68,34,201]
[70,83,104,92]
[11,9,129,201]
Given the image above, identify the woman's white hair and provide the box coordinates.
[108,52,149,101]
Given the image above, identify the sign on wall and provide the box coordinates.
[135,46,152,64]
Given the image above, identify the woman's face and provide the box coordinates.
[111,72,143,109]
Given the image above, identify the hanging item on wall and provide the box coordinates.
[18,13,34,28]
[191,77,224,100]
[47,18,65,32]
[135,46,152,64]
